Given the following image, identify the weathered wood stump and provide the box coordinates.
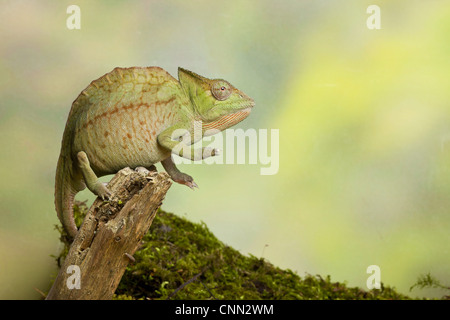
[46,167,172,300]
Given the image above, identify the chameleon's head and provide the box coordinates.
[178,67,255,131]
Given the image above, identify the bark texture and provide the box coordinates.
[46,167,172,300]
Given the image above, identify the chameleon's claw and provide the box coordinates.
[184,180,198,190]
[96,183,112,201]
[189,181,199,190]
[178,179,198,190]
[100,193,111,201]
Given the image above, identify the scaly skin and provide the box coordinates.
[55,67,254,239]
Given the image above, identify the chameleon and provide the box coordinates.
[55,67,255,239]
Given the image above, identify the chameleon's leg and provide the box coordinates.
[161,155,198,189]
[157,125,220,161]
[77,151,112,200]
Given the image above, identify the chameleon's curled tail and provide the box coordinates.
[54,153,79,239]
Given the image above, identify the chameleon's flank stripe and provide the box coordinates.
[76,97,176,133]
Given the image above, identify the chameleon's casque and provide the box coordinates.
[55,67,254,239]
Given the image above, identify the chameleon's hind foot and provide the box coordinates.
[95,182,112,201]
[77,151,112,200]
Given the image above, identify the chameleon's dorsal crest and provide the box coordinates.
[178,67,213,114]
[178,67,208,83]
[178,67,210,97]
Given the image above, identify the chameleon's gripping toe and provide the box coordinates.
[177,177,199,190]
[77,151,112,200]
[186,180,199,190]
[96,182,112,201]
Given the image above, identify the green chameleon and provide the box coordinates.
[55,67,255,239]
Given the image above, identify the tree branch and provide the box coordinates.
[46,167,172,300]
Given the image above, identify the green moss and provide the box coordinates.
[57,201,417,300]
[115,209,412,300]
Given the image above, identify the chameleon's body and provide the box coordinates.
[55,67,254,239]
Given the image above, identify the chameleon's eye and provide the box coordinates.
[211,81,232,101]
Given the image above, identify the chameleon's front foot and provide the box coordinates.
[161,156,199,190]
[173,173,199,190]
[167,169,198,189]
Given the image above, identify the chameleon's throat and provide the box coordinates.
[202,107,251,132]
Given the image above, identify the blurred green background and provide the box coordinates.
[0,0,449,299]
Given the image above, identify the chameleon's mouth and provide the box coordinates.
[238,106,252,114]
[244,98,255,109]
[236,98,254,114]
[232,106,252,122]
